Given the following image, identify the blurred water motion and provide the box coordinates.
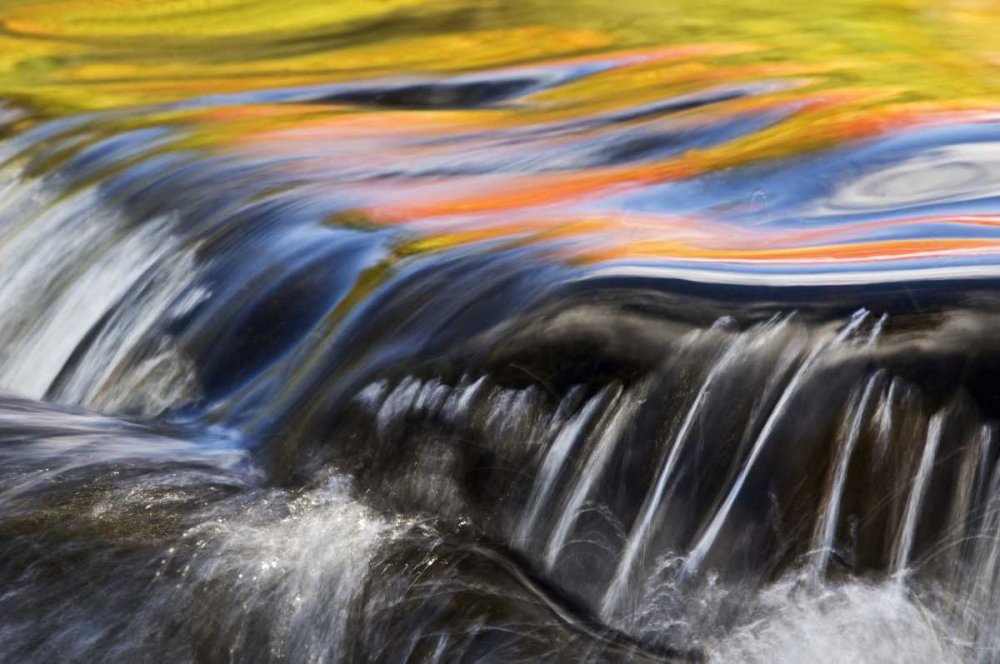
[2,1,1000,662]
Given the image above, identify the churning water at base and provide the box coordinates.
[3,2,1000,661]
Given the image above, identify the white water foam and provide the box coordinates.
[709,578,959,664]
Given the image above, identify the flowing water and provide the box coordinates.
[2,1,1000,662]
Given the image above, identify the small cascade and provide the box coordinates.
[515,389,606,547]
[543,383,639,570]
[683,310,872,575]
[601,323,762,618]
[330,306,1000,659]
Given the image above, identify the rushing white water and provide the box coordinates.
[709,577,960,664]
[54,249,205,415]
[170,475,399,661]
[0,175,199,414]
[0,408,401,660]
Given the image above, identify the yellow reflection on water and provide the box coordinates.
[0,0,997,115]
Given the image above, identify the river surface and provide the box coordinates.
[2,1,1000,662]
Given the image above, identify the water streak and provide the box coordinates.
[516,389,606,547]
[893,411,946,578]
[811,372,883,577]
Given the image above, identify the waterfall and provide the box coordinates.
[602,329,750,617]
[2,11,1000,660]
